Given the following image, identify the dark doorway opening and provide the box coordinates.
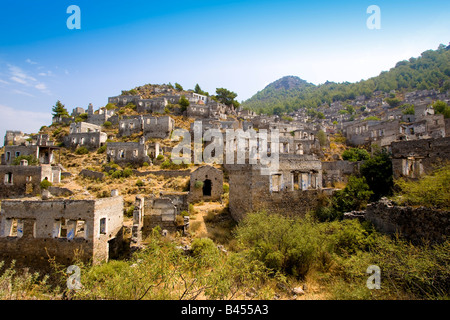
[203,179,212,196]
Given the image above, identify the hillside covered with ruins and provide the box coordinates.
[0,45,449,301]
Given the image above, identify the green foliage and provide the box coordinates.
[281,115,293,122]
[342,148,370,162]
[394,163,450,209]
[331,176,373,215]
[121,89,138,96]
[12,155,39,166]
[385,97,402,107]
[215,88,239,107]
[360,149,393,201]
[160,160,171,169]
[97,145,107,154]
[75,147,89,155]
[194,84,209,96]
[105,103,117,110]
[156,154,164,161]
[316,130,327,146]
[191,238,219,266]
[136,180,145,187]
[179,95,190,112]
[223,184,229,193]
[364,116,381,121]
[40,179,52,190]
[432,100,450,118]
[103,121,112,128]
[194,181,204,189]
[122,168,133,178]
[174,83,183,91]
[401,104,415,115]
[52,100,69,118]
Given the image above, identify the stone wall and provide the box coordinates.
[79,169,105,180]
[348,199,450,243]
[106,140,150,166]
[65,132,107,150]
[322,161,360,187]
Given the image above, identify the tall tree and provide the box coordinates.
[215,88,238,107]
[52,100,69,118]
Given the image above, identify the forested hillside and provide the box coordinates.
[242,44,450,115]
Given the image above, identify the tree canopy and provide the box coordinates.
[52,100,69,118]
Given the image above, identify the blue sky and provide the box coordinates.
[0,0,449,144]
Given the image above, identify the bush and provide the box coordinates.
[342,148,370,162]
[75,147,89,155]
[191,238,219,266]
[160,160,171,169]
[142,162,149,167]
[223,184,229,193]
[97,145,107,154]
[394,163,450,209]
[12,155,39,166]
[122,168,133,178]
[40,179,52,190]
[111,170,123,179]
[103,121,112,128]
[194,181,204,189]
[136,180,144,187]
[156,154,164,161]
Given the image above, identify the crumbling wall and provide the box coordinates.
[348,199,450,243]
[322,161,360,187]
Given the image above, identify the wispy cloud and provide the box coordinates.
[12,89,35,97]
[0,79,9,85]
[6,64,51,95]
[25,58,38,65]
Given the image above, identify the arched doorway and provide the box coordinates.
[203,179,212,196]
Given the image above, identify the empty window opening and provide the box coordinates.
[75,220,86,239]
[4,172,13,185]
[15,151,21,158]
[99,218,107,235]
[6,152,11,162]
[7,219,23,238]
[119,150,125,158]
[271,174,282,192]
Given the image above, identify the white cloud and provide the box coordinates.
[8,64,37,85]
[0,79,9,85]
[12,89,35,97]
[25,58,38,65]
[0,104,51,145]
[35,83,47,90]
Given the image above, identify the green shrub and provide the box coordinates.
[160,160,171,169]
[342,148,370,162]
[142,162,149,167]
[111,170,123,179]
[194,181,204,189]
[156,154,164,161]
[394,163,450,209]
[122,168,133,178]
[223,184,229,193]
[40,179,52,190]
[136,180,144,187]
[103,121,112,128]
[97,145,107,154]
[75,147,89,155]
[12,155,39,166]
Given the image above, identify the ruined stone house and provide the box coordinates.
[0,195,124,267]
[0,161,61,199]
[65,122,107,150]
[225,154,323,221]
[3,130,30,147]
[131,194,189,244]
[188,165,224,203]
[391,136,450,180]
[106,137,150,166]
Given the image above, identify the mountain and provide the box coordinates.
[242,44,450,115]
